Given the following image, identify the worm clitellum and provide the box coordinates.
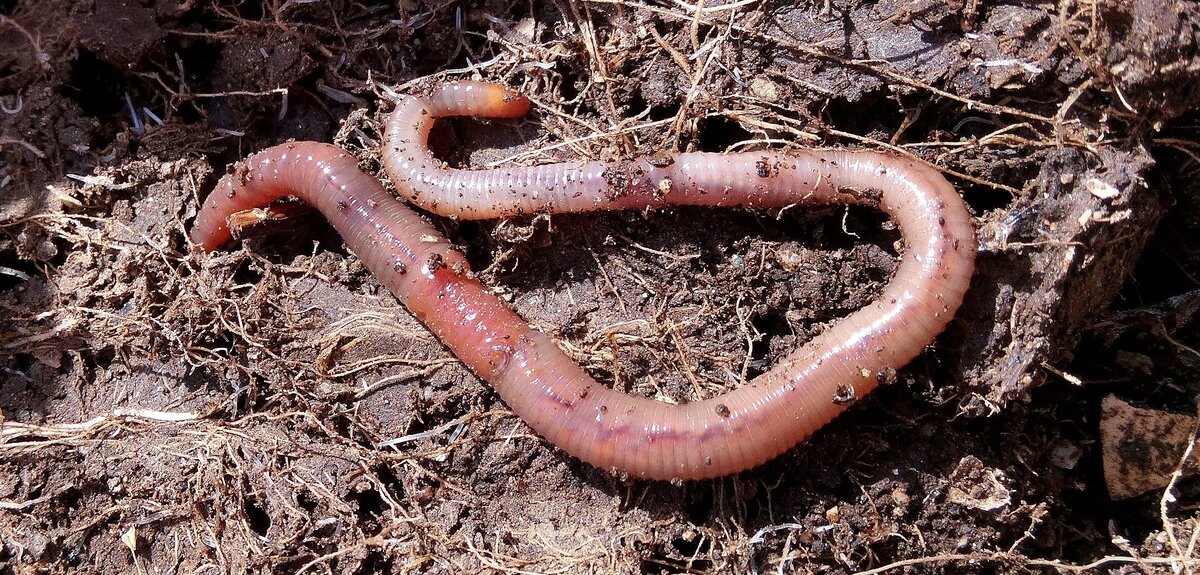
[192,81,976,481]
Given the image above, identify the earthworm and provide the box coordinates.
[192,82,976,481]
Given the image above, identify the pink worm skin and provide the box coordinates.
[192,81,976,481]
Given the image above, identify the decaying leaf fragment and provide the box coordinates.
[1100,395,1200,500]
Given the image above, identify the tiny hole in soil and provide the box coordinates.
[748,312,790,376]
[203,330,237,357]
[647,102,681,122]
[350,483,385,533]
[59,487,82,511]
[559,69,582,103]
[400,416,433,438]
[697,116,752,153]
[243,496,271,536]
[684,489,714,524]
[964,185,1014,214]
[163,37,219,124]
[453,220,483,245]
[48,237,71,269]
[671,533,712,561]
[819,92,903,137]
[359,550,393,574]
[91,346,117,371]
[63,50,127,117]
[236,374,266,414]
[742,493,763,523]
[374,463,406,501]
[181,366,212,392]
[296,489,318,512]
[626,90,679,124]
[0,258,36,291]
[780,205,893,251]
[230,260,263,286]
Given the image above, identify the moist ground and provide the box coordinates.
[2,0,1200,573]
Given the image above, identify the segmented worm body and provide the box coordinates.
[192,82,976,481]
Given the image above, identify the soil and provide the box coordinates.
[2,0,1200,573]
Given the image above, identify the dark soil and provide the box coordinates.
[2,0,1200,573]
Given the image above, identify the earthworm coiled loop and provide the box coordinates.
[192,81,976,480]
